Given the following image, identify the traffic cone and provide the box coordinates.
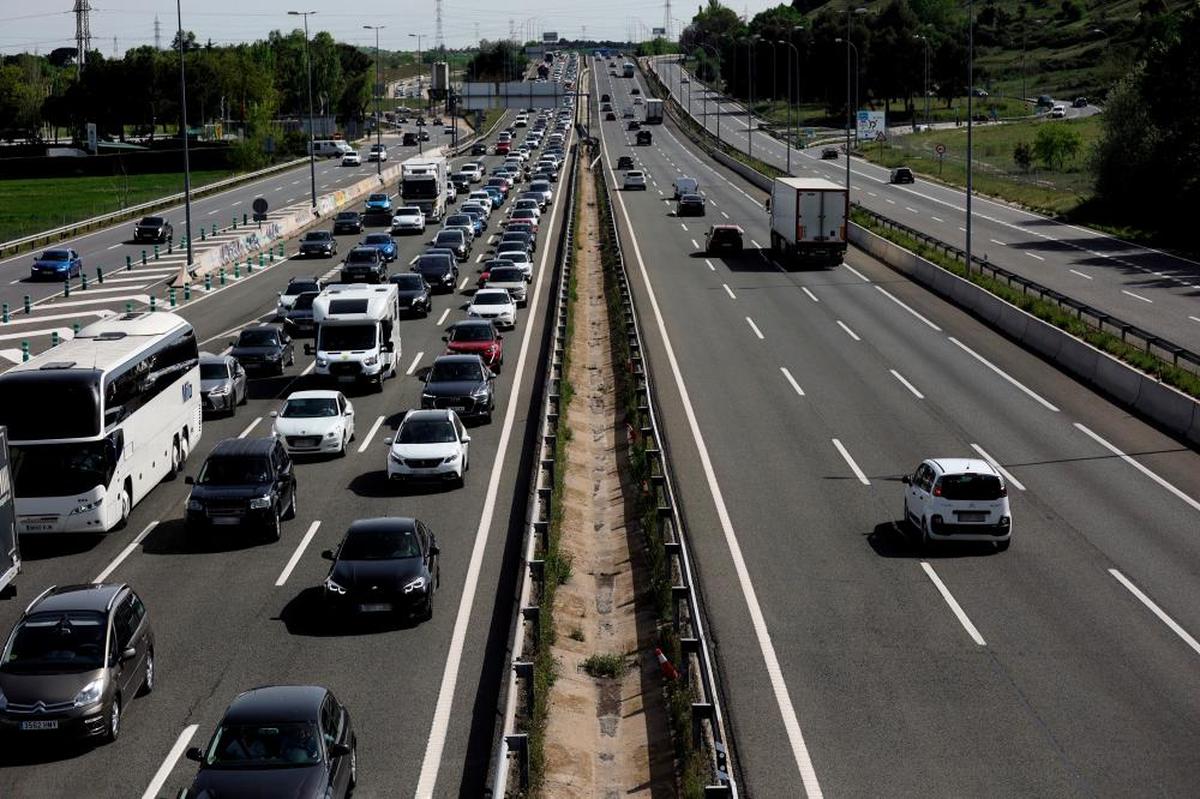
[655,648,679,681]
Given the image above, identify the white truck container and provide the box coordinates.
[400,155,449,222]
[768,177,848,268]
[0,427,20,595]
[644,98,663,124]
[309,284,401,390]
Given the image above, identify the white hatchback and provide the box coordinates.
[341,152,362,166]
[623,171,647,190]
[902,458,1012,549]
[385,409,471,486]
[271,390,356,456]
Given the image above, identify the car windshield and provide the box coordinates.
[530,182,550,192]
[488,268,523,283]
[497,251,529,263]
[238,330,279,347]
[292,293,318,311]
[346,250,377,264]
[140,217,164,226]
[41,250,70,261]
[319,325,376,351]
[364,235,391,245]
[336,213,358,221]
[282,397,338,418]
[474,292,509,306]
[1,612,107,674]
[429,361,483,382]
[417,257,451,274]
[282,281,318,296]
[446,216,471,227]
[391,274,424,289]
[302,232,329,242]
[398,419,458,444]
[450,324,494,342]
[200,363,230,380]
[339,527,421,560]
[398,207,421,216]
[198,456,271,485]
[368,194,387,202]
[206,722,322,768]
[436,232,463,245]
[938,473,1005,501]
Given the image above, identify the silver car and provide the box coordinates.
[199,352,247,416]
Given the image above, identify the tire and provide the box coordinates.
[420,590,433,622]
[266,510,282,542]
[921,518,931,548]
[284,485,298,520]
[349,742,358,790]
[455,467,465,488]
[167,437,182,481]
[103,697,121,744]
[114,487,131,531]
[338,434,348,458]
[138,650,155,696]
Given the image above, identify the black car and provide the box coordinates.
[186,686,356,799]
[421,354,495,421]
[432,229,469,262]
[676,193,706,217]
[601,93,611,102]
[889,167,915,184]
[413,252,459,293]
[283,291,320,337]
[184,437,297,541]
[605,111,617,121]
[321,518,440,620]
[389,272,432,316]
[0,583,154,744]
[627,120,641,131]
[278,277,323,317]
[332,212,363,234]
[298,230,337,258]
[451,172,471,192]
[630,86,640,95]
[636,130,652,145]
[470,142,488,155]
[133,215,173,243]
[820,146,840,160]
[616,155,635,170]
[341,246,387,283]
[704,224,743,254]
[229,325,294,375]
[403,132,418,146]
[418,130,430,142]
[499,231,535,255]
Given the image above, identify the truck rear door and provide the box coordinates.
[0,426,20,593]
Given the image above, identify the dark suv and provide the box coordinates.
[229,325,294,375]
[0,583,154,743]
[332,212,363,235]
[420,354,495,422]
[185,437,298,541]
[341,247,387,283]
[299,231,338,258]
[413,253,459,293]
[133,216,173,243]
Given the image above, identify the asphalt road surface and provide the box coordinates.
[596,62,1200,798]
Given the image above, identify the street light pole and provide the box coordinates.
[915,34,930,128]
[409,33,424,155]
[698,43,721,145]
[966,0,974,268]
[777,40,797,174]
[175,0,193,268]
[747,36,758,160]
[836,37,859,192]
[364,25,384,176]
[288,10,318,209]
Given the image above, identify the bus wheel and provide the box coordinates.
[167,437,182,480]
[114,487,131,531]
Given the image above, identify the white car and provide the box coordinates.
[460,163,483,183]
[467,191,494,212]
[467,287,517,329]
[902,458,1012,549]
[341,152,362,166]
[385,409,471,486]
[623,170,647,190]
[511,199,542,220]
[495,248,532,280]
[1050,104,1066,119]
[367,144,388,162]
[528,181,553,206]
[271,390,356,456]
[514,115,528,127]
[391,206,426,234]
[446,183,458,202]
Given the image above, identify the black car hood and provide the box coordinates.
[0,669,102,706]
[230,345,282,358]
[331,557,425,591]
[395,289,426,302]
[189,482,274,501]
[188,764,327,798]
[424,379,485,397]
[416,266,453,280]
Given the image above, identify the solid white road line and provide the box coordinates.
[874,286,942,331]
[276,521,322,586]
[94,522,159,583]
[705,259,715,271]
[889,369,924,399]
[990,238,1007,246]
[921,562,987,646]
[406,350,425,375]
[948,337,1060,412]
[780,367,805,397]
[1190,316,1200,324]
[1073,423,1200,513]
[140,725,200,799]
[1069,269,1094,280]
[745,317,764,339]
[1109,569,1200,656]
[801,287,820,303]
[836,320,861,341]
[842,263,870,283]
[722,283,736,300]
[832,438,870,485]
[301,361,316,376]
[237,417,262,438]
[458,276,469,290]
[1121,289,1153,304]
[1026,252,1045,261]
[969,443,1026,491]
[436,308,450,326]
[106,243,122,250]
[358,415,386,453]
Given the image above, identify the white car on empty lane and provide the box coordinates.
[271,390,356,456]
[902,457,1012,549]
[385,409,471,486]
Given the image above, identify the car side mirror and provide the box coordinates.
[329,742,352,758]
[228,340,236,348]
[184,476,195,485]
[383,437,394,446]
[121,646,138,662]
[345,407,354,416]
[270,411,280,418]
[441,335,448,342]
[462,434,471,443]
[304,344,314,356]
[185,746,204,763]
[320,549,335,561]
[901,475,911,485]
[429,545,440,557]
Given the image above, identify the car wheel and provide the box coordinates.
[338,433,348,458]
[138,649,155,696]
[114,487,131,531]
[266,510,282,542]
[921,517,931,548]
[239,384,248,406]
[285,485,298,520]
[104,697,121,744]
[455,466,465,488]
[167,437,182,480]
[421,590,434,622]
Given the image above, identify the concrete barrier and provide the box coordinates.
[1134,380,1199,443]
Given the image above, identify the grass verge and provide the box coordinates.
[0,170,233,243]
[852,207,1200,400]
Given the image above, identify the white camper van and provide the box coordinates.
[308,284,402,389]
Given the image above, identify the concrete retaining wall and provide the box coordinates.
[850,223,1200,448]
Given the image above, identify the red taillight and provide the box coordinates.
[932,484,943,497]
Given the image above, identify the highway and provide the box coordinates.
[595,62,1200,797]
[0,113,572,797]
[648,56,1200,355]
[0,124,462,365]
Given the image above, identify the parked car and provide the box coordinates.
[391,206,426,234]
[902,458,1012,549]
[278,277,323,316]
[443,319,504,371]
[333,212,364,234]
[0,583,155,743]
[320,518,439,620]
[420,354,496,421]
[30,248,82,280]
[341,246,388,283]
[184,686,356,798]
[704,224,744,254]
[385,410,471,486]
[298,231,338,258]
[184,437,298,540]
[271,390,356,457]
[889,167,915,184]
[200,352,248,416]
[229,325,294,375]
[360,232,398,263]
[133,216,173,242]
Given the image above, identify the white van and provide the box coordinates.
[309,284,402,389]
[310,140,354,158]
[673,176,698,199]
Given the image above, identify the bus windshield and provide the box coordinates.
[9,439,119,497]
[0,370,102,440]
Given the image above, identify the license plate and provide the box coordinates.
[20,720,58,730]
[957,512,987,522]
[358,602,392,613]
[450,405,466,412]
[338,376,356,383]
[22,523,54,532]
[211,516,241,526]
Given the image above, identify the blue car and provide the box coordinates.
[482,186,504,207]
[360,233,398,263]
[364,193,393,214]
[31,248,82,280]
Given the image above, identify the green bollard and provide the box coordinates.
[80,273,88,290]
[269,249,275,263]
[234,263,241,279]
[211,223,217,236]
[51,331,59,347]
[242,213,248,226]
[126,255,132,270]
[278,243,285,257]
[247,260,254,275]
[184,284,192,302]
[63,279,70,298]
[204,273,212,291]
[258,253,265,268]
[232,217,237,230]
[154,244,160,260]
[201,229,206,241]
[141,250,147,266]
[96,267,104,284]
[72,322,80,336]
[169,288,177,307]
[219,269,227,287]
[149,295,156,312]
[23,295,31,314]
[168,239,174,255]
[125,302,133,314]
[21,341,29,362]
[2,304,8,323]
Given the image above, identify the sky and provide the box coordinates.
[0,0,780,56]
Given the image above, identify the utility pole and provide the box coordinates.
[288,10,319,209]
[154,14,161,51]
[175,0,193,269]
[435,0,444,51]
[74,0,92,73]
[966,0,974,269]
[364,25,385,176]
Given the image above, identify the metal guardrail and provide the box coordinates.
[489,133,582,797]
[594,159,737,796]
[854,203,1200,376]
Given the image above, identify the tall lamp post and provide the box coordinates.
[746,36,759,160]
[914,34,930,128]
[363,25,385,176]
[966,0,974,269]
[175,0,193,268]
[778,37,800,175]
[835,36,859,192]
[697,42,721,145]
[288,10,318,209]
[409,33,424,154]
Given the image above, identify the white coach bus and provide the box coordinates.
[0,312,202,533]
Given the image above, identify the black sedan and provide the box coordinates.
[627,120,641,131]
[389,272,432,316]
[332,211,363,234]
[229,325,294,375]
[889,166,916,184]
[283,291,320,337]
[820,146,840,160]
[420,354,495,422]
[471,142,489,155]
[676,193,706,217]
[185,685,356,798]
[321,517,440,620]
[413,253,459,293]
[298,230,338,258]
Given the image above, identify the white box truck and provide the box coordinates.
[0,427,19,595]
[309,284,402,390]
[400,155,448,222]
[644,98,663,124]
[767,177,848,268]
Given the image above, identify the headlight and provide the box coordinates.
[326,427,342,439]
[208,384,230,396]
[324,576,346,595]
[187,498,204,512]
[316,358,329,367]
[389,451,404,464]
[363,356,378,366]
[69,498,103,515]
[442,454,460,464]
[73,679,104,708]
[403,576,426,594]
[421,392,435,400]
[472,387,490,398]
[249,495,272,510]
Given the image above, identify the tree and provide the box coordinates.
[464,40,528,82]
[171,30,198,52]
[1032,123,1081,170]
[1012,140,1033,172]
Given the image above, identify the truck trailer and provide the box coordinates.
[644,98,663,124]
[400,155,448,222]
[767,177,848,268]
